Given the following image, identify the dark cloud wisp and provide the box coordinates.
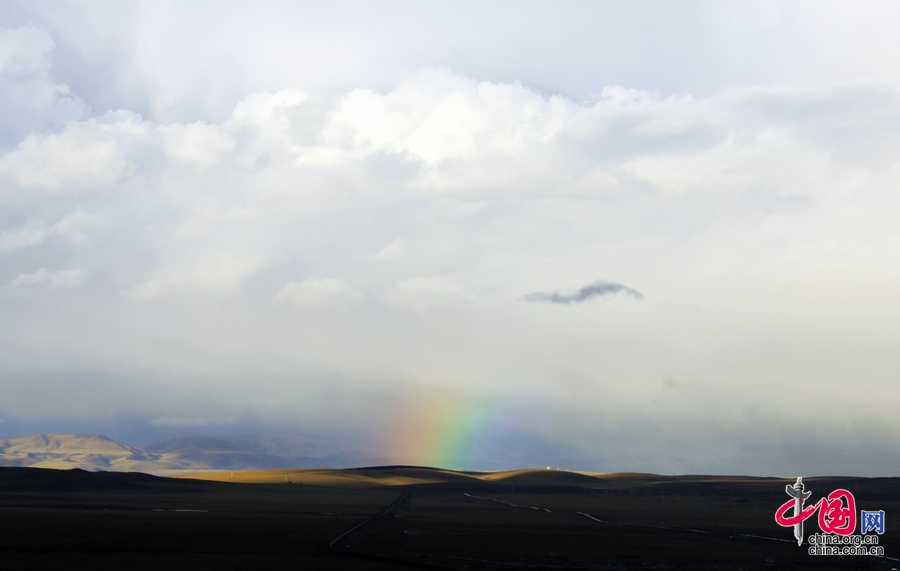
[524,281,643,305]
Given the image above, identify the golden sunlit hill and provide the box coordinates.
[0,433,383,473]
[176,466,808,493]
[0,433,169,472]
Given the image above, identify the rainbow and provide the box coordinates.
[384,395,499,470]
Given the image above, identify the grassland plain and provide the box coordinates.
[0,466,896,570]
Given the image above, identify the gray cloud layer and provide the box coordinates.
[2,3,900,475]
[524,281,643,304]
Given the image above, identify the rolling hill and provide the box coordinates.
[0,433,383,473]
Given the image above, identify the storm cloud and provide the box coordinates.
[524,281,643,304]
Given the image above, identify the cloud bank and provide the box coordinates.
[2,4,900,474]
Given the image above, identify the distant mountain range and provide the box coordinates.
[0,433,386,473]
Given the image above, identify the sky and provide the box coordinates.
[1,1,900,475]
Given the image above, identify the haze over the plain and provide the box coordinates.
[1,1,899,475]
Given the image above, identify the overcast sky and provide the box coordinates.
[2,1,900,475]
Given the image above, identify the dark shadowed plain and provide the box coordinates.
[0,466,896,570]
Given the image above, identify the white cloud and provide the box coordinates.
[228,89,308,160]
[324,69,572,169]
[122,279,163,301]
[0,26,55,74]
[274,278,364,309]
[0,26,86,145]
[0,222,46,252]
[0,212,97,252]
[0,110,148,192]
[230,88,306,124]
[123,253,263,301]
[49,210,96,246]
[385,276,466,311]
[369,238,405,261]
[12,268,85,289]
[158,121,235,169]
[618,126,833,198]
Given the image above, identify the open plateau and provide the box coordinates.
[0,437,896,570]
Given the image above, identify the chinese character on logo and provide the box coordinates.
[861,510,885,534]
[818,489,856,535]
